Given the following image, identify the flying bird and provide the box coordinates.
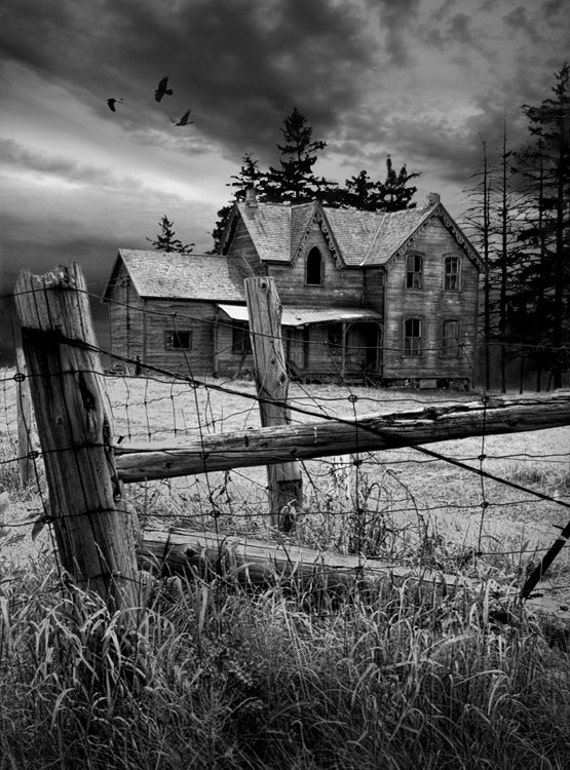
[172,109,193,126]
[155,76,173,102]
[107,97,124,112]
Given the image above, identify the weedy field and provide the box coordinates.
[1,370,570,769]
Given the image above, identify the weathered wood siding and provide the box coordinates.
[107,262,145,367]
[363,268,385,315]
[225,219,265,276]
[144,299,217,376]
[107,267,220,376]
[382,217,479,383]
[267,222,364,307]
[214,316,254,378]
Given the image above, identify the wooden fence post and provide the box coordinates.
[14,263,139,613]
[245,276,303,531]
[16,346,33,488]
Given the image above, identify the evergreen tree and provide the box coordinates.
[261,107,337,203]
[228,153,265,200]
[463,139,494,389]
[147,215,194,254]
[340,157,419,212]
[343,169,377,210]
[514,62,570,388]
[374,155,420,211]
[211,153,264,253]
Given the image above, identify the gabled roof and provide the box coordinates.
[227,193,483,271]
[235,202,294,262]
[102,249,247,303]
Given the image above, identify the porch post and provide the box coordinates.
[340,322,347,379]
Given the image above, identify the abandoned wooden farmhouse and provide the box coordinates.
[103,191,483,386]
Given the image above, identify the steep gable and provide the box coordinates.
[318,207,382,266]
[235,201,292,262]
[359,198,483,270]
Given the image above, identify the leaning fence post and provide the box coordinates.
[13,263,139,613]
[245,276,303,531]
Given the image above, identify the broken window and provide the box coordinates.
[165,330,192,350]
[444,256,460,290]
[232,322,252,354]
[442,319,459,357]
[406,254,423,289]
[404,318,422,356]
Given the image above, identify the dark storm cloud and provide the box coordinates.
[421,9,484,53]
[542,0,564,17]
[503,6,542,43]
[366,0,422,65]
[0,0,379,163]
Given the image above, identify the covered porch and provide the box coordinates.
[216,304,383,382]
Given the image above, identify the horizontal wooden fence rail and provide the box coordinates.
[139,527,471,596]
[115,393,570,483]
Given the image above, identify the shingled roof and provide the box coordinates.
[102,249,247,303]
[231,193,482,270]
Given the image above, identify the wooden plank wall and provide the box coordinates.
[267,223,364,307]
[382,218,479,383]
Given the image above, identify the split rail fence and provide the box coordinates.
[7,262,570,614]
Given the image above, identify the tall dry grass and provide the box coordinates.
[0,561,569,769]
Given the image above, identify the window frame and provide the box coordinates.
[444,256,461,291]
[441,319,460,358]
[403,316,423,357]
[305,247,324,286]
[406,253,423,290]
[231,321,252,355]
[164,329,193,351]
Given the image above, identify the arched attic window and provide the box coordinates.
[306,247,323,286]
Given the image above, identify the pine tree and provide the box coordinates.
[343,169,377,210]
[261,107,337,203]
[374,155,420,211]
[515,62,570,388]
[463,139,494,389]
[211,153,264,253]
[147,216,194,254]
[228,153,264,200]
[339,157,419,212]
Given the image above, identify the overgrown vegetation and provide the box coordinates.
[0,557,569,770]
[1,372,569,768]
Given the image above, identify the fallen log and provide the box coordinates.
[139,526,470,596]
[116,393,570,483]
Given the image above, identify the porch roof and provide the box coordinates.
[216,304,382,327]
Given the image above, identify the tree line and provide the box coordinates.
[210,106,420,251]
[466,62,569,391]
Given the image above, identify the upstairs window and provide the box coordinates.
[404,318,422,356]
[406,254,423,289]
[232,322,252,354]
[442,320,460,357]
[165,330,192,350]
[444,256,460,290]
[306,247,323,286]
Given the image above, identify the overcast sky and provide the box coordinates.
[0,0,567,358]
